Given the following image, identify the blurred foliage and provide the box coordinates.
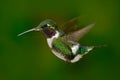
[0,0,120,80]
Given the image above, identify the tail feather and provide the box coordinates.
[78,45,106,55]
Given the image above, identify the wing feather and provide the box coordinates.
[61,17,80,34]
[63,23,95,42]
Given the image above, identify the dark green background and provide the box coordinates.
[0,0,120,80]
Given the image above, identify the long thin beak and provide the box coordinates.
[17,27,41,36]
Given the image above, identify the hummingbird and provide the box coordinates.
[18,18,102,63]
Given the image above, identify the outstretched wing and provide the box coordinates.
[61,17,80,34]
[62,23,95,42]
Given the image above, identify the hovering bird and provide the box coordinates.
[18,18,102,63]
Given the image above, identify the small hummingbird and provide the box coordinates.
[18,18,102,63]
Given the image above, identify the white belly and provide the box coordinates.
[52,49,83,63]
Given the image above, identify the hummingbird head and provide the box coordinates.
[38,19,58,38]
[17,19,58,38]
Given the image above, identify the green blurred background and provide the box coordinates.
[0,0,120,80]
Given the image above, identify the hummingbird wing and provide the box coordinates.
[62,23,95,42]
[61,17,80,34]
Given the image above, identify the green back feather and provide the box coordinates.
[52,38,72,56]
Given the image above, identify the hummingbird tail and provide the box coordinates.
[17,28,36,36]
[93,45,107,48]
[79,45,106,55]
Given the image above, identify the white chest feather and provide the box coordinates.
[71,44,79,55]
[47,31,59,48]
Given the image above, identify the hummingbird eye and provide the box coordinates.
[41,24,48,28]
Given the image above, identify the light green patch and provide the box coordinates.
[52,38,72,55]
